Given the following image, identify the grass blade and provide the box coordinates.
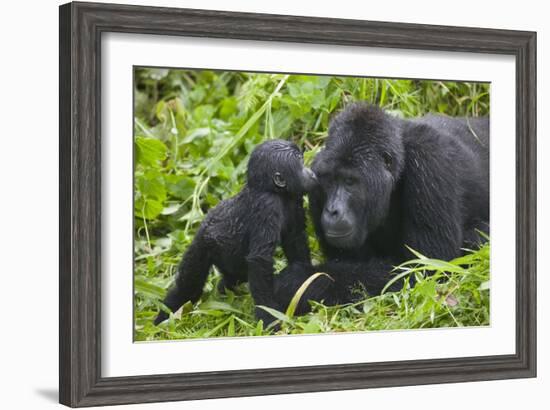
[381,270,411,295]
[198,301,245,315]
[285,272,333,318]
[257,305,293,324]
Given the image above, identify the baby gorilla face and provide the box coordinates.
[247,139,317,195]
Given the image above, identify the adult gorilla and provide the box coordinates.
[275,102,489,311]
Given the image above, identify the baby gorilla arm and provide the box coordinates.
[281,202,311,264]
[246,218,284,326]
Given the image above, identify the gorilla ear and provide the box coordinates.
[273,172,287,188]
[382,152,393,169]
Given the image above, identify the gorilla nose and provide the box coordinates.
[326,206,339,218]
[321,203,353,238]
[325,202,342,219]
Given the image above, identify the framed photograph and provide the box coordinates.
[59,1,536,407]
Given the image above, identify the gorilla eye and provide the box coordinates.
[343,176,355,186]
[273,172,287,188]
[382,152,393,169]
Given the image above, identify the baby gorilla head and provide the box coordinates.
[247,139,317,195]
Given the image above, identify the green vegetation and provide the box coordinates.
[133,68,490,341]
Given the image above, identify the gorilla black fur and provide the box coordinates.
[154,139,317,326]
[275,103,489,312]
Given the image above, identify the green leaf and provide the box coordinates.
[135,136,167,167]
[193,104,216,123]
[302,318,322,333]
[181,127,211,144]
[165,175,196,199]
[203,316,233,338]
[415,279,437,299]
[405,258,466,274]
[135,278,165,299]
[199,301,245,315]
[135,197,164,220]
[227,316,235,336]
[136,171,166,201]
[161,203,181,215]
[219,97,238,120]
[479,280,491,291]
[255,320,264,336]
[381,270,411,295]
[404,245,427,260]
[257,305,293,324]
[155,100,167,122]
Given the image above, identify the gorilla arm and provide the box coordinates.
[245,200,284,325]
[399,123,463,261]
[281,200,311,264]
[274,257,401,314]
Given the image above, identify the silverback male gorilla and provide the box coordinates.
[275,103,489,312]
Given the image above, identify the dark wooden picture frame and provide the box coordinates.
[59,1,536,407]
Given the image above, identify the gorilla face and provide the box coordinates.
[312,103,404,250]
[247,139,317,196]
[313,163,369,248]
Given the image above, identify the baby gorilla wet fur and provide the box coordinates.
[154,139,317,326]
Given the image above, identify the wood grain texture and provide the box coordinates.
[59,1,537,407]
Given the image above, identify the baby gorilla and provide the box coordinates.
[154,139,317,326]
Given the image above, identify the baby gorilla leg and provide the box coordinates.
[216,275,244,294]
[154,240,211,325]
